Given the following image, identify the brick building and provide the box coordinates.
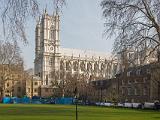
[26,76,42,97]
[0,64,26,97]
[92,63,160,103]
[118,64,151,103]
[92,78,119,102]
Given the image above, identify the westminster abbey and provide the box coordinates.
[34,10,118,87]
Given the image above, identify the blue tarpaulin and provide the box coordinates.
[22,97,30,104]
[31,99,42,104]
[2,97,74,104]
[3,97,11,104]
[55,97,74,104]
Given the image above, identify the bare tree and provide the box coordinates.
[0,41,23,97]
[53,0,66,11]
[0,41,23,64]
[150,63,160,101]
[0,0,39,43]
[101,0,160,59]
[0,0,66,43]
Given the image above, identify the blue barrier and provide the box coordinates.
[3,97,11,104]
[11,97,30,104]
[31,99,42,104]
[22,97,30,104]
[12,97,18,103]
[55,97,74,104]
[2,97,74,104]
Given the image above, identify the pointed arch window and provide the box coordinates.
[49,58,53,66]
[50,25,54,40]
[73,61,78,71]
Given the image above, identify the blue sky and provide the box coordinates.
[22,0,114,69]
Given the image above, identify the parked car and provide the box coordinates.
[132,103,141,108]
[117,103,124,107]
[104,102,114,107]
[124,103,132,108]
[154,101,160,110]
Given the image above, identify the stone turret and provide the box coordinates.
[35,17,41,56]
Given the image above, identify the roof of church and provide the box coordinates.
[60,48,112,60]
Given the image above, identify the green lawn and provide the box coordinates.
[0,104,159,120]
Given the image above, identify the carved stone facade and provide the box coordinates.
[34,10,118,90]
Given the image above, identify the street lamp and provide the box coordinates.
[74,82,78,120]
[100,87,103,102]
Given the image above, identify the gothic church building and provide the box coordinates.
[34,10,117,89]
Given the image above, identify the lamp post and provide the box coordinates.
[74,83,78,120]
[100,87,103,102]
[75,93,78,120]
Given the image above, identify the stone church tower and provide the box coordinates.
[34,10,118,94]
[34,9,60,86]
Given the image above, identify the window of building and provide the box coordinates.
[66,62,71,71]
[80,62,85,72]
[100,80,103,86]
[136,69,141,75]
[50,47,53,50]
[122,80,125,85]
[28,88,30,93]
[34,82,38,86]
[143,77,147,83]
[11,75,14,79]
[38,72,41,77]
[49,58,53,66]
[60,61,64,70]
[135,79,138,83]
[45,88,48,92]
[146,69,150,74]
[73,62,78,71]
[34,89,37,93]
[128,52,134,58]
[18,87,21,92]
[122,88,124,95]
[16,81,20,85]
[18,75,21,78]
[50,26,54,40]
[101,64,105,72]
[134,88,138,95]
[127,71,131,77]
[52,89,55,92]
[95,81,98,86]
[7,83,9,87]
[128,79,131,84]
[87,63,92,71]
[50,71,54,78]
[143,88,147,95]
[94,63,99,72]
[128,88,132,95]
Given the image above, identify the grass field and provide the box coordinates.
[0,104,159,120]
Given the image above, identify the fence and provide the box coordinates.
[2,97,74,104]
[55,97,74,104]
